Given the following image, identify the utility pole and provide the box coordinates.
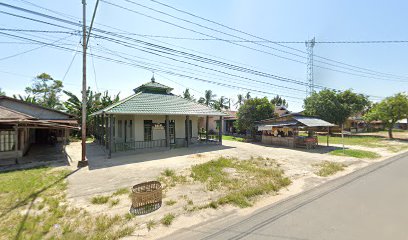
[78,0,88,167]
[305,37,315,97]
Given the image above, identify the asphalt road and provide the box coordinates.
[163,152,408,240]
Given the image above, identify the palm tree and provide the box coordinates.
[198,90,216,107]
[182,88,194,101]
[245,92,251,100]
[235,94,244,108]
[214,96,229,110]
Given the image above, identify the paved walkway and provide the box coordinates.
[163,151,408,240]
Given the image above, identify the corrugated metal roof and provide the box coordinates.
[293,116,336,127]
[93,92,227,116]
[0,105,35,120]
[258,121,298,130]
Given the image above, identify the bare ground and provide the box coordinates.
[63,139,408,239]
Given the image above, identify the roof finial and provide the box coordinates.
[151,72,155,83]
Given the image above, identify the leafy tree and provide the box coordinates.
[214,96,229,110]
[270,95,288,107]
[304,89,370,126]
[0,88,5,96]
[364,93,408,138]
[63,88,120,136]
[234,97,276,137]
[182,88,194,101]
[198,90,216,107]
[235,94,244,108]
[12,94,37,104]
[25,73,64,109]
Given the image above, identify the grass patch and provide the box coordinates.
[109,199,120,207]
[387,145,408,153]
[314,161,346,177]
[318,135,384,147]
[0,167,135,239]
[191,157,291,208]
[329,149,380,159]
[112,187,130,196]
[160,213,175,226]
[146,220,157,231]
[158,168,188,188]
[222,135,245,142]
[91,195,110,205]
[165,199,177,206]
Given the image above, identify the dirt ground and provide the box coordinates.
[64,138,408,239]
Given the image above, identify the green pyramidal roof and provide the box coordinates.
[92,79,226,116]
[133,76,173,94]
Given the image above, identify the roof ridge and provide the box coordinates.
[0,95,74,117]
[98,92,142,114]
[174,94,226,114]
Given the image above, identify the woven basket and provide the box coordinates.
[130,181,162,215]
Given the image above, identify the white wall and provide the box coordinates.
[113,114,199,143]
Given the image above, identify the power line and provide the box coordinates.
[143,0,408,81]
[0,34,73,61]
[0,31,306,101]
[0,3,385,100]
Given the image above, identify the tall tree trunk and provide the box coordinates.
[388,127,393,139]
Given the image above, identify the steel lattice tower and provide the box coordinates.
[305,37,315,97]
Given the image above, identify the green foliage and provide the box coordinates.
[213,96,230,110]
[364,93,408,138]
[235,97,276,135]
[198,90,216,107]
[0,88,5,96]
[304,89,370,125]
[182,88,195,101]
[222,135,244,142]
[25,73,64,110]
[270,95,288,107]
[160,213,175,226]
[314,161,346,177]
[235,94,244,108]
[12,94,37,104]
[191,157,291,208]
[112,188,130,196]
[0,168,134,239]
[329,149,381,159]
[63,88,120,136]
[91,195,110,204]
[165,199,177,206]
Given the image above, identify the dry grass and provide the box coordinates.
[160,213,175,226]
[0,167,136,239]
[190,157,291,208]
[314,161,346,177]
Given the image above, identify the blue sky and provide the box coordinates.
[0,0,407,112]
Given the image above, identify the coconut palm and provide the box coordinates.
[235,94,244,107]
[198,90,216,107]
[245,92,251,100]
[214,96,229,110]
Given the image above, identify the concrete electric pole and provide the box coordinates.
[78,0,88,167]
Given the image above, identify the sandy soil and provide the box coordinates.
[64,139,408,239]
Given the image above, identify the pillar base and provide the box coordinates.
[77,160,88,168]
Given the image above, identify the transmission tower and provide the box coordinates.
[305,37,315,97]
